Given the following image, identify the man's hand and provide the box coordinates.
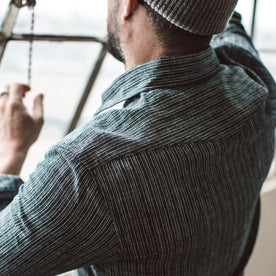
[0,83,44,175]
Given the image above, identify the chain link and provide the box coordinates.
[13,0,36,8]
[28,7,35,86]
[11,1,36,85]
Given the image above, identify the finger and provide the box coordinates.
[9,83,31,102]
[33,94,44,123]
[0,92,9,114]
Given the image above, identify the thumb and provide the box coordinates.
[33,94,44,124]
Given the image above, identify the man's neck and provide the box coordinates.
[124,43,210,71]
[120,3,210,70]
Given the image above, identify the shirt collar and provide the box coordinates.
[95,47,220,116]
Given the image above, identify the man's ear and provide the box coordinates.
[122,0,139,20]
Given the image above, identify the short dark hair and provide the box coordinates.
[138,0,212,53]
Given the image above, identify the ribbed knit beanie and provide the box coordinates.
[143,0,239,35]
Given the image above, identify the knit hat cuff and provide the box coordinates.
[143,0,238,35]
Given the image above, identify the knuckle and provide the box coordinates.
[37,117,44,126]
[8,101,21,111]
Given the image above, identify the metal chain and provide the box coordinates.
[13,0,36,8]
[28,6,35,85]
[12,1,36,85]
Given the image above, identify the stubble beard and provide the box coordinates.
[107,31,125,64]
[107,5,125,64]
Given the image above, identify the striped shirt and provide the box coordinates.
[0,12,276,276]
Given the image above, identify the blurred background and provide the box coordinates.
[0,0,275,275]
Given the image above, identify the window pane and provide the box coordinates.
[0,0,10,24]
[12,0,107,36]
[254,0,276,49]
[260,53,276,79]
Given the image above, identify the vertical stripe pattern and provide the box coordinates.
[0,12,276,276]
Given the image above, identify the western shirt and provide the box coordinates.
[0,13,276,276]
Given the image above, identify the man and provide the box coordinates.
[0,0,275,275]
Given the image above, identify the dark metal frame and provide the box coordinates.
[0,3,20,61]
[251,0,258,40]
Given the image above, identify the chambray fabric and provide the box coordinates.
[0,13,275,276]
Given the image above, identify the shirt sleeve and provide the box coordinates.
[211,11,276,120]
[0,175,23,212]
[211,11,259,58]
[0,145,119,276]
